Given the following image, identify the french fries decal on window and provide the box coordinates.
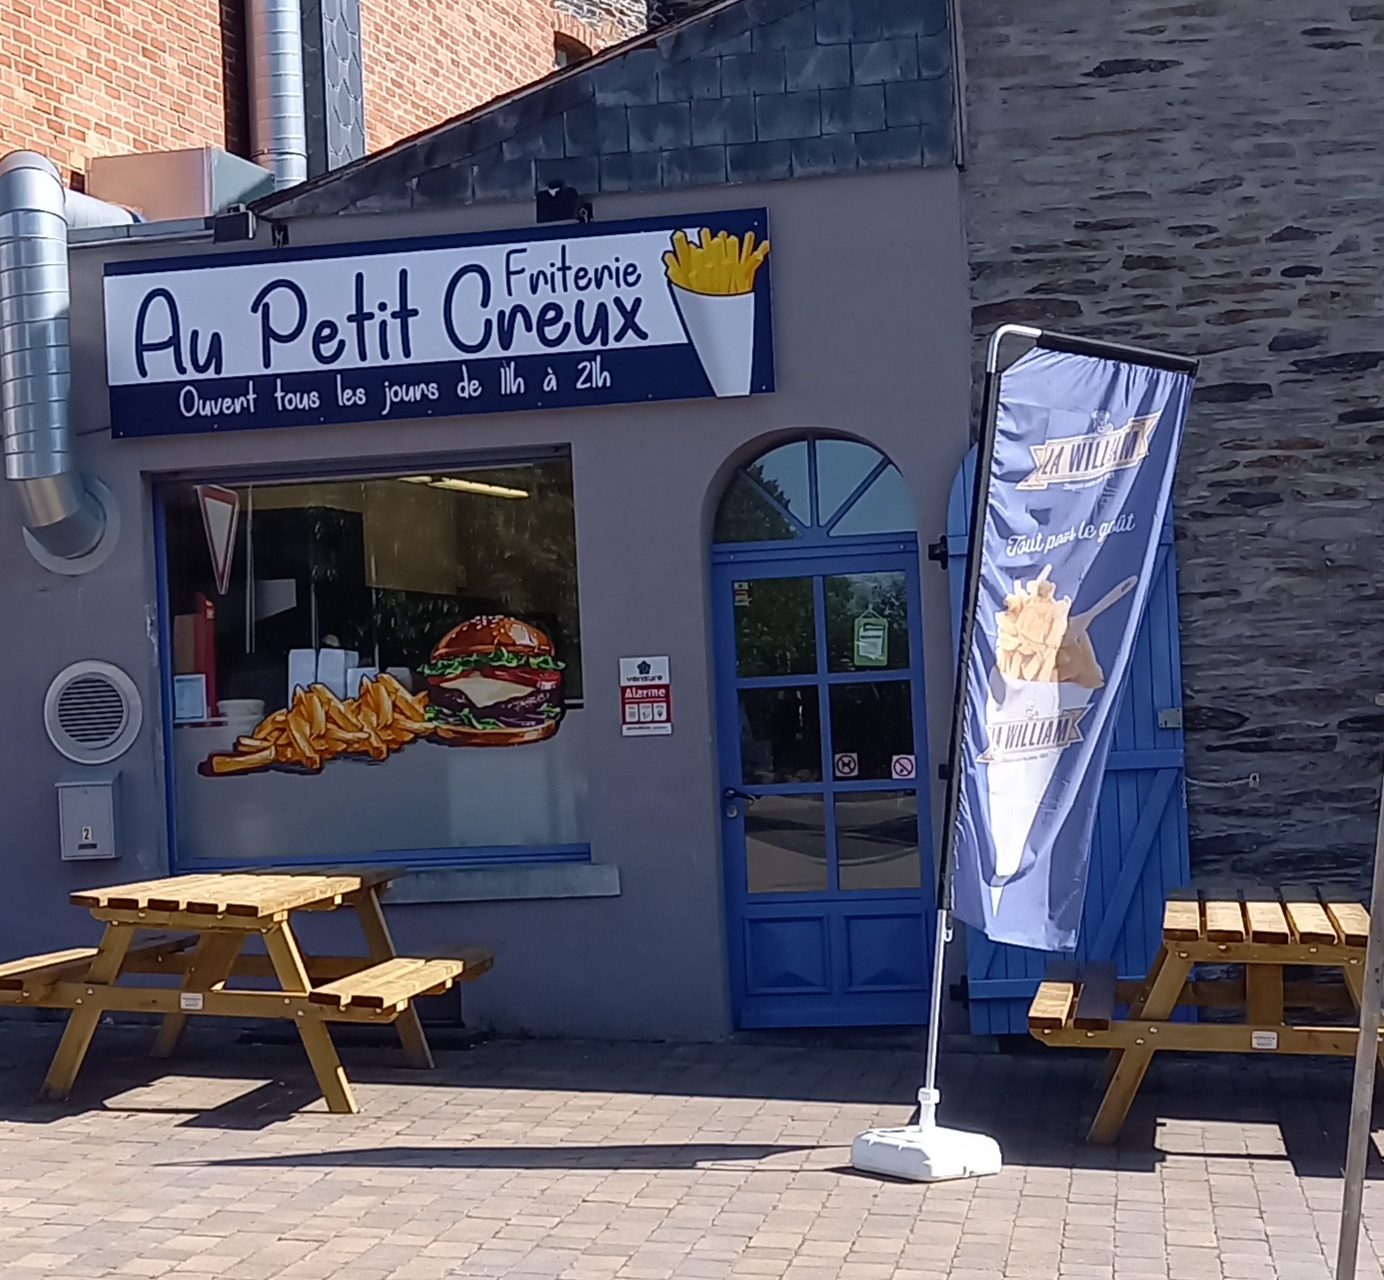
[663,228,770,297]
[201,674,431,776]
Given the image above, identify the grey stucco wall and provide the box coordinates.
[1,165,971,1039]
[958,0,1384,888]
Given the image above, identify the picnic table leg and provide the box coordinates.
[1245,963,1285,1027]
[1340,963,1384,1075]
[350,888,434,1070]
[262,922,357,1115]
[1088,946,1192,1144]
[151,931,245,1060]
[42,924,134,1101]
[1099,945,1177,1086]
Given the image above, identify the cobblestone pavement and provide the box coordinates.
[2,1021,1384,1279]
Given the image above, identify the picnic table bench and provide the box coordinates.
[1028,887,1375,1143]
[0,869,492,1113]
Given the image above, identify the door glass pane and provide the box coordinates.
[825,572,909,672]
[735,576,816,676]
[740,687,822,784]
[830,465,914,537]
[815,439,883,525]
[713,473,800,543]
[745,442,811,528]
[836,792,922,890]
[828,682,914,781]
[747,795,828,893]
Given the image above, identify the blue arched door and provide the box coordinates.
[711,438,936,1028]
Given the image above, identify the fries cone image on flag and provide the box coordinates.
[982,568,1133,915]
[663,227,769,398]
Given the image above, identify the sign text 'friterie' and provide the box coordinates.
[103,210,774,439]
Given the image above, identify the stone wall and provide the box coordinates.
[958,0,1384,887]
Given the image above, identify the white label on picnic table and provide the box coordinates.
[1251,1030,1278,1050]
[180,992,205,1012]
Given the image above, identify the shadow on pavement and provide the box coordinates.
[0,1021,1379,1182]
[173,1142,816,1170]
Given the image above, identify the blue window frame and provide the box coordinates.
[153,449,591,873]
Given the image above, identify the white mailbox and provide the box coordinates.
[56,770,120,861]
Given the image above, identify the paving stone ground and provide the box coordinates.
[2,1020,1384,1278]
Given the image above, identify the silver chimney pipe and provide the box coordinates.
[0,151,130,562]
[248,0,309,189]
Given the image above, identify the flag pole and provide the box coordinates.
[1335,700,1384,1280]
[921,323,1037,1099]
[850,324,1038,1183]
[852,322,1197,1184]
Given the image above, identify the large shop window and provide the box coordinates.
[160,456,586,867]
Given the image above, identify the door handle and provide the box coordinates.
[723,787,757,819]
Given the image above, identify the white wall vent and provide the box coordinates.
[44,662,143,765]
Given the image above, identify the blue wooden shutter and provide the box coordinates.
[944,451,1190,1035]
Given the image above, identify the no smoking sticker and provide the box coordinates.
[891,755,916,780]
[834,752,858,779]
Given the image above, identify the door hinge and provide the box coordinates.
[1157,707,1183,730]
[927,537,950,569]
[936,761,950,782]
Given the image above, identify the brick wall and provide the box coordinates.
[959,0,1384,887]
[0,0,246,182]
[1,0,643,186]
[359,0,638,153]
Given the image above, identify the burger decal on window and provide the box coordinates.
[418,616,565,747]
[199,615,565,777]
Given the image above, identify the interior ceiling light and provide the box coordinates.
[398,476,529,500]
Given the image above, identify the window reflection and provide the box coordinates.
[746,441,811,527]
[836,792,922,891]
[828,682,913,781]
[713,437,913,545]
[816,439,883,525]
[829,465,914,537]
[712,472,801,543]
[746,795,828,893]
[735,576,816,677]
[825,573,909,672]
[740,687,822,784]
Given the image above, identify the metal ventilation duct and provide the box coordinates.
[248,0,310,188]
[0,151,129,562]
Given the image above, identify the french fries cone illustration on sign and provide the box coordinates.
[664,227,769,398]
[981,570,1135,916]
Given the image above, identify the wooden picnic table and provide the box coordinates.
[1028,887,1376,1143]
[0,869,492,1114]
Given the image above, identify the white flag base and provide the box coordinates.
[850,1088,1002,1183]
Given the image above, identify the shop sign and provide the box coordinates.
[619,656,671,737]
[103,209,774,439]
